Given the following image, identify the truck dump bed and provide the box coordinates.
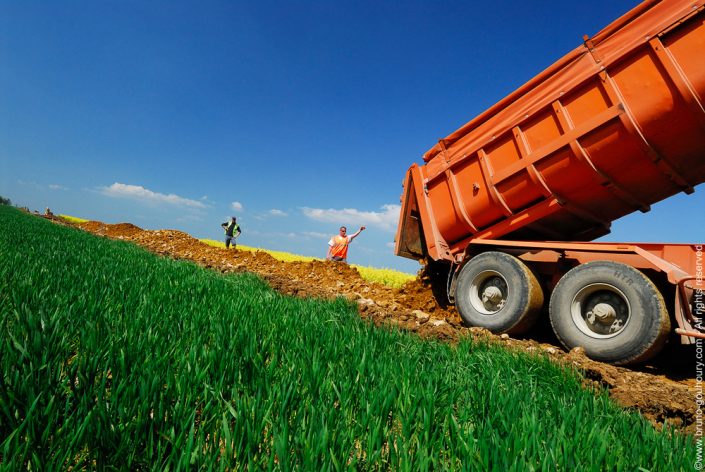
[396,0,705,262]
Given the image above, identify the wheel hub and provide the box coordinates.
[469,271,508,315]
[571,284,631,338]
[587,302,616,325]
[482,286,503,305]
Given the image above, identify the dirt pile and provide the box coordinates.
[72,219,698,433]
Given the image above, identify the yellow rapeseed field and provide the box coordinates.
[59,214,88,223]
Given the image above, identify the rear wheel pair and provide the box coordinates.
[454,252,670,365]
[549,261,670,365]
[455,252,543,335]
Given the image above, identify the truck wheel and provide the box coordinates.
[549,261,670,365]
[455,252,543,334]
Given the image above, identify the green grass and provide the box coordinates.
[0,206,695,470]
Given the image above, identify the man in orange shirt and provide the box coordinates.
[326,225,365,263]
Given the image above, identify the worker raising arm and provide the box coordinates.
[326,225,365,263]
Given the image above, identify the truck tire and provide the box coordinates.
[455,252,543,334]
[549,261,670,365]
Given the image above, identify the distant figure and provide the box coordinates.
[326,226,365,263]
[221,216,241,249]
[45,207,53,216]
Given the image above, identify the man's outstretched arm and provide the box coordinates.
[349,226,366,241]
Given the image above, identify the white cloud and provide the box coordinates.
[176,214,205,223]
[18,180,44,190]
[302,231,329,239]
[269,209,288,217]
[19,180,68,191]
[231,201,243,212]
[99,183,207,209]
[301,204,400,232]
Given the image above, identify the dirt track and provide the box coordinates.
[57,216,698,433]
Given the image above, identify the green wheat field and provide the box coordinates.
[1,206,695,470]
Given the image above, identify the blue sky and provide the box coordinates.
[1,0,702,273]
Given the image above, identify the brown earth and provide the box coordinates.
[51,215,698,434]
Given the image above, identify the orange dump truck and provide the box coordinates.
[395,0,705,365]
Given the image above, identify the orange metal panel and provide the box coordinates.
[397,0,705,263]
